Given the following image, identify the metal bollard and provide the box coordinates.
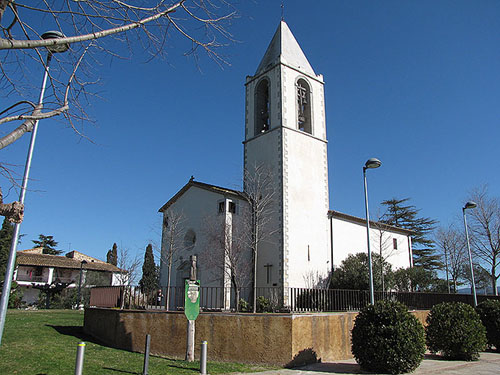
[74,342,85,375]
[200,341,208,375]
[143,334,151,375]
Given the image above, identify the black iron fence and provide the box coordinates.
[89,285,500,312]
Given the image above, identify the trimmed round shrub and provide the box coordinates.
[351,300,426,374]
[426,302,487,360]
[476,299,500,351]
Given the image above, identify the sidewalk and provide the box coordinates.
[241,352,500,375]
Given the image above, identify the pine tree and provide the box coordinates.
[106,243,118,266]
[0,218,14,281]
[32,234,61,255]
[381,198,441,271]
[139,244,158,294]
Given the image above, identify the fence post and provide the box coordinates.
[142,334,151,375]
[74,342,85,375]
[200,341,208,375]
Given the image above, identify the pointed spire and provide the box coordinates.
[255,21,316,77]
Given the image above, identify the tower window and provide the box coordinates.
[255,78,270,135]
[228,201,236,214]
[218,201,225,214]
[297,79,312,134]
[393,238,398,250]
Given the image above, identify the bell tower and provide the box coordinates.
[243,21,330,293]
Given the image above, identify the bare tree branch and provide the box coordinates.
[467,185,500,295]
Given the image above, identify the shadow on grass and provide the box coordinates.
[46,325,200,374]
[102,368,140,374]
[46,325,102,345]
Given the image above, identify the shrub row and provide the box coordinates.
[351,299,500,374]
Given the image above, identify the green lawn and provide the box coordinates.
[0,309,275,375]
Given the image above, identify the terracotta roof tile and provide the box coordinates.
[16,252,123,273]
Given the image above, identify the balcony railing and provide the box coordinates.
[89,285,500,312]
[16,275,47,283]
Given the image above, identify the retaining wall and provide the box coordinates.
[83,308,429,365]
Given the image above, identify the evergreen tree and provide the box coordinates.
[106,243,118,266]
[330,253,394,291]
[0,218,14,281]
[32,234,61,255]
[139,244,158,294]
[381,198,441,271]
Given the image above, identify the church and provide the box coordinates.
[158,21,413,308]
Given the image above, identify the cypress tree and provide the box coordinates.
[0,218,14,281]
[106,243,118,266]
[139,244,158,293]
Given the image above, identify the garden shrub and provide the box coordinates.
[351,300,425,374]
[256,296,272,312]
[426,302,487,360]
[476,299,500,352]
[238,298,250,312]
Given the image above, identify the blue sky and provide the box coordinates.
[2,0,499,263]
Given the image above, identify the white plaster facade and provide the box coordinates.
[14,248,125,304]
[158,21,413,306]
[329,211,413,271]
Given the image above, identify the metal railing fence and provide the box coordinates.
[89,285,500,312]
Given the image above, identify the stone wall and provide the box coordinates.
[84,308,429,365]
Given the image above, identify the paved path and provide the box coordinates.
[242,352,500,375]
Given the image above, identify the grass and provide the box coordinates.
[0,309,276,375]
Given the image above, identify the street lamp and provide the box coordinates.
[462,201,478,307]
[363,158,381,305]
[77,260,88,309]
[0,31,70,346]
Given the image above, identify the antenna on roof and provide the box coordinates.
[281,0,285,21]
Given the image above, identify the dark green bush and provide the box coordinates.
[351,300,425,374]
[256,296,272,312]
[476,299,500,351]
[426,302,487,360]
[238,298,250,312]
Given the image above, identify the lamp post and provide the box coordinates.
[0,31,69,346]
[462,201,477,307]
[363,158,381,305]
[76,260,88,309]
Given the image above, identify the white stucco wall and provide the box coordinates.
[330,216,412,270]
[160,186,249,290]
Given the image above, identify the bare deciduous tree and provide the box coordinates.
[371,215,398,291]
[241,163,278,312]
[115,244,141,286]
[0,0,235,221]
[467,186,500,295]
[200,213,252,311]
[435,224,467,293]
[159,209,185,310]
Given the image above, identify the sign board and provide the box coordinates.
[184,280,200,321]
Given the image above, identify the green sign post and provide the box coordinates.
[184,280,200,321]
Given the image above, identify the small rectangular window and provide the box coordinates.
[228,201,236,214]
[393,238,398,250]
[218,201,225,214]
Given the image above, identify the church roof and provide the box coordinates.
[255,20,316,77]
[158,179,245,212]
[328,210,414,236]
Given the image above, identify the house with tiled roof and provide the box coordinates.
[14,248,125,304]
